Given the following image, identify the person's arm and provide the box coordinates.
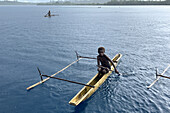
[97,56,100,66]
[105,55,119,74]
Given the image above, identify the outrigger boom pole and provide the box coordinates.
[37,67,43,81]
[42,75,95,88]
[155,66,170,79]
[27,52,100,90]
[27,58,80,90]
[75,51,118,63]
[157,75,170,79]
[75,51,96,60]
[147,65,170,89]
[37,67,94,88]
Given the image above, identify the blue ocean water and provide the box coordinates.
[0,5,170,113]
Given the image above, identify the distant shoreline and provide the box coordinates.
[37,1,170,6]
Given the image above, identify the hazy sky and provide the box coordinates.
[0,0,55,3]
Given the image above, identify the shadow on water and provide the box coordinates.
[109,74,120,82]
[121,72,136,77]
[72,101,88,113]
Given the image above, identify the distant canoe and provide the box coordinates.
[44,14,59,17]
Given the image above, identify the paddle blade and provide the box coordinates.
[118,73,122,76]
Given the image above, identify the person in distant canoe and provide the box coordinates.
[48,10,51,17]
[97,47,119,78]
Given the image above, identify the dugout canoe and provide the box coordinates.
[69,53,122,106]
[44,14,59,17]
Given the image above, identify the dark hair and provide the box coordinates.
[98,47,105,53]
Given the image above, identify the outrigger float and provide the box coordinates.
[26,52,122,106]
[26,58,81,90]
[147,64,170,89]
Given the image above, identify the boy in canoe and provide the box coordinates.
[97,47,119,78]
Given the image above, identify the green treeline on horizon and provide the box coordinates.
[107,0,170,5]
[37,0,170,5]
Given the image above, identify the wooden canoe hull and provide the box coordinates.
[44,14,59,17]
[69,53,122,106]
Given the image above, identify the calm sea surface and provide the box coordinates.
[0,5,170,113]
